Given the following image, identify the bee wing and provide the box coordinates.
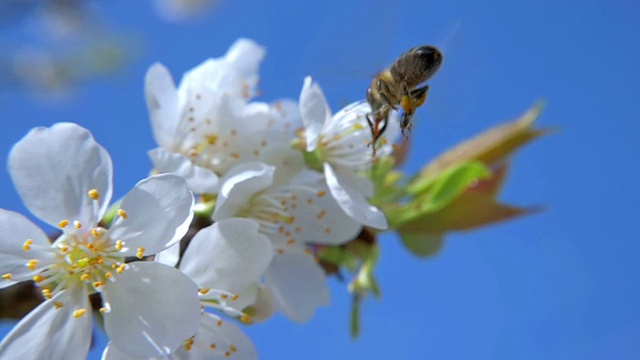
[299,0,399,108]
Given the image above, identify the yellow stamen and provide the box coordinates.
[115,240,123,251]
[99,307,107,315]
[23,239,33,251]
[198,288,211,295]
[58,220,70,229]
[220,294,228,300]
[88,189,100,200]
[117,209,128,219]
[2,273,13,280]
[217,320,223,327]
[80,273,90,281]
[136,247,145,259]
[74,220,82,229]
[27,259,38,271]
[116,264,126,274]
[209,343,217,350]
[53,301,64,309]
[240,313,251,324]
[231,294,239,301]
[33,274,44,283]
[229,344,237,353]
[73,308,87,318]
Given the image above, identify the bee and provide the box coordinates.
[366,45,443,151]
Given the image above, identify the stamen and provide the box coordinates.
[117,209,128,219]
[42,289,52,299]
[229,344,237,353]
[217,319,223,327]
[185,337,195,351]
[88,189,100,200]
[209,343,217,350]
[136,247,145,259]
[58,220,70,229]
[99,307,107,315]
[27,259,38,271]
[240,313,252,324]
[116,264,126,274]
[231,294,239,301]
[23,239,33,251]
[115,240,123,251]
[53,301,64,309]
[73,220,82,229]
[33,274,44,283]
[2,273,12,280]
[73,308,87,318]
[199,288,211,295]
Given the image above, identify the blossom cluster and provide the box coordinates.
[0,38,399,359]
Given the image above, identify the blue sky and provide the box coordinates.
[1,0,639,358]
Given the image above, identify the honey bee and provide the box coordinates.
[366,45,443,151]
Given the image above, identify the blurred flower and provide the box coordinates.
[0,123,200,359]
[151,0,223,23]
[298,77,396,229]
[213,161,361,322]
[145,38,300,194]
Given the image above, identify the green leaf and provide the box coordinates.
[417,161,491,212]
[400,232,445,257]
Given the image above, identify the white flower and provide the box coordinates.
[145,39,300,194]
[104,218,270,360]
[213,161,361,322]
[299,76,397,230]
[0,123,200,359]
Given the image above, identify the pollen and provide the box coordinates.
[229,344,238,353]
[116,264,126,274]
[136,247,145,259]
[73,220,82,229]
[27,259,38,271]
[58,220,70,229]
[217,319,223,327]
[185,337,195,351]
[33,274,44,283]
[53,301,64,309]
[115,240,123,251]
[240,313,252,324]
[2,273,12,280]
[73,308,87,318]
[93,281,105,288]
[210,343,217,350]
[99,307,107,315]
[316,210,326,220]
[205,134,218,145]
[220,294,228,300]
[23,239,33,251]
[42,289,52,299]
[198,288,211,295]
[80,273,90,281]
[117,209,128,219]
[225,351,231,357]
[317,191,326,197]
[287,239,296,245]
[88,189,100,200]
[231,294,239,301]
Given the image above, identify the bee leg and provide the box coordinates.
[376,79,398,110]
[410,85,429,107]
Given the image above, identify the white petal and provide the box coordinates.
[0,209,56,288]
[324,163,388,229]
[108,174,194,256]
[103,262,201,358]
[299,77,332,152]
[8,122,113,228]
[225,38,265,89]
[0,289,92,360]
[146,63,180,149]
[155,242,180,267]
[264,250,330,323]
[171,312,257,360]
[213,162,275,221]
[149,147,219,194]
[180,218,273,294]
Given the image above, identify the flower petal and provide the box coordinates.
[299,77,332,152]
[149,147,219,194]
[0,289,92,360]
[146,63,180,150]
[172,312,257,360]
[264,250,330,323]
[8,122,113,228]
[108,174,194,257]
[103,262,201,358]
[0,209,56,288]
[155,242,180,267]
[324,163,388,229]
[180,218,273,294]
[213,162,275,221]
